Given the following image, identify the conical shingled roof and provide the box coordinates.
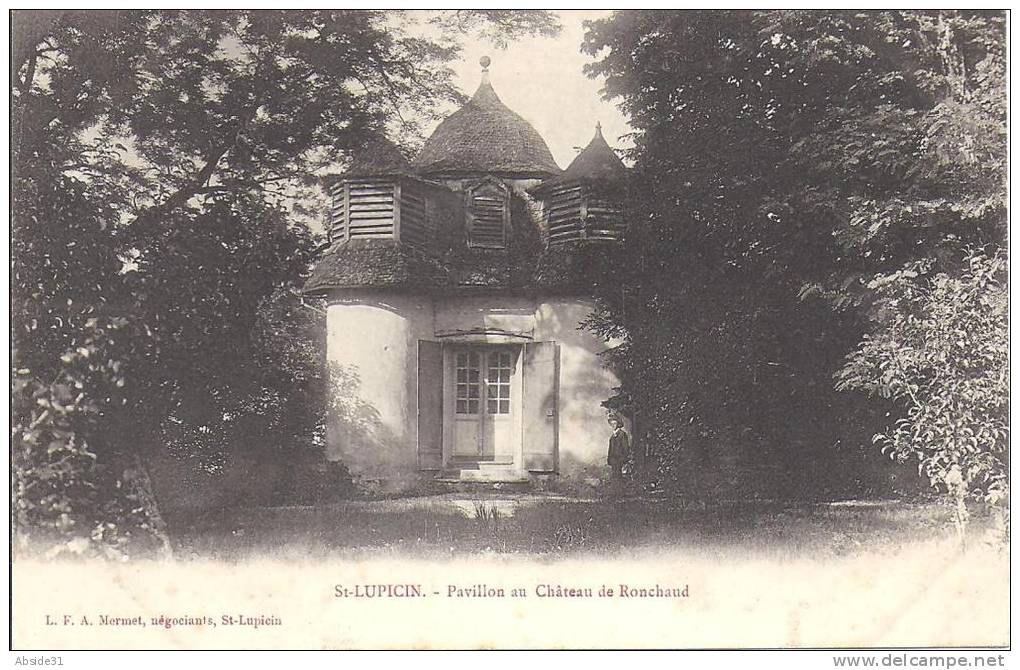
[347,134,413,177]
[413,65,561,177]
[533,123,627,192]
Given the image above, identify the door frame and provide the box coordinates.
[441,343,524,474]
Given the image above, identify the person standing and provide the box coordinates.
[607,415,631,492]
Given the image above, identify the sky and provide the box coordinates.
[419,10,634,170]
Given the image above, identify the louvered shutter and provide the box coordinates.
[329,181,346,242]
[467,182,508,248]
[546,184,584,245]
[347,181,396,239]
[522,341,559,472]
[417,340,444,470]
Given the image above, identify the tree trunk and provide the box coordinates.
[126,455,174,560]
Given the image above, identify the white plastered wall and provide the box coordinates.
[325,291,620,484]
[534,297,619,479]
[325,291,433,483]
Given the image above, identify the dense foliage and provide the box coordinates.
[11,9,559,557]
[582,11,1006,507]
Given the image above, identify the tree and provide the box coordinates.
[12,9,561,556]
[12,70,167,557]
[581,11,1006,504]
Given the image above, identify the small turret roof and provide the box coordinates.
[346,134,413,177]
[564,123,627,181]
[532,123,627,192]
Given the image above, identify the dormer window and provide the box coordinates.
[466,179,510,249]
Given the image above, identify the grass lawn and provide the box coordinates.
[167,493,1005,561]
[15,495,1009,648]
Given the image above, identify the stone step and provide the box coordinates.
[446,459,514,469]
[436,466,529,483]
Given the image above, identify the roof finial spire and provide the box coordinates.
[595,121,603,137]
[478,55,491,86]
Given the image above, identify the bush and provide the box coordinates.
[837,251,1008,534]
[11,316,168,559]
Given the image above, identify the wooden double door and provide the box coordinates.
[447,345,520,463]
[417,339,559,475]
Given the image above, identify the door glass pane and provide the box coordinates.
[455,351,481,414]
[486,350,512,415]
